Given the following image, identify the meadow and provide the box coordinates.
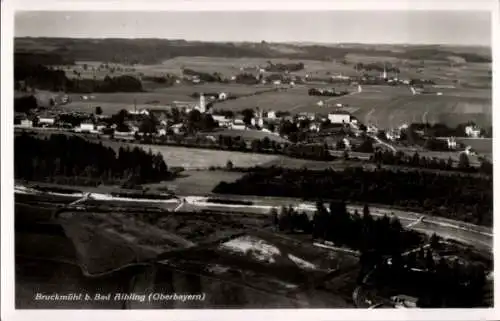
[208,129,290,144]
[101,141,280,169]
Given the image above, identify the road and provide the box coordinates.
[15,185,492,252]
[368,134,397,153]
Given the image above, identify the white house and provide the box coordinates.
[251,117,264,127]
[218,92,228,100]
[19,119,33,128]
[465,125,481,138]
[309,123,320,132]
[170,123,185,134]
[79,122,95,132]
[129,109,150,116]
[212,115,232,128]
[343,138,351,150]
[266,110,277,119]
[328,112,351,124]
[231,119,247,130]
[447,137,458,150]
[38,117,56,126]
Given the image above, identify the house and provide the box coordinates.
[465,125,481,138]
[309,123,320,132]
[265,110,277,119]
[38,116,56,126]
[212,115,233,128]
[251,117,264,127]
[218,92,228,100]
[328,111,351,124]
[78,122,95,132]
[447,137,458,150]
[19,119,33,128]
[298,112,316,121]
[386,130,401,141]
[390,295,418,308]
[129,109,150,116]
[96,123,108,132]
[170,123,185,134]
[231,119,247,130]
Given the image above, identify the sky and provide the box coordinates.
[15,11,491,46]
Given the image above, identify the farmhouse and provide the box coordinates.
[265,110,277,119]
[20,119,33,128]
[129,109,150,116]
[328,111,352,124]
[298,112,316,121]
[447,137,458,150]
[212,115,232,128]
[172,100,197,111]
[231,119,247,130]
[78,122,95,132]
[170,123,185,134]
[465,125,481,138]
[38,116,56,126]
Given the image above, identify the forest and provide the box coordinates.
[213,166,493,226]
[15,38,492,64]
[15,63,144,93]
[271,202,422,255]
[14,133,171,186]
[271,202,487,307]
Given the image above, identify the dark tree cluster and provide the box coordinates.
[142,74,177,86]
[14,95,39,113]
[70,75,144,93]
[264,61,305,72]
[354,62,400,74]
[14,133,170,186]
[374,249,487,307]
[372,150,493,175]
[409,78,436,86]
[320,203,421,254]
[409,122,477,138]
[14,62,144,93]
[213,167,492,226]
[234,73,260,85]
[182,68,224,83]
[15,64,68,92]
[15,38,491,65]
[308,88,349,97]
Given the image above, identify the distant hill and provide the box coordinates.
[14,37,492,65]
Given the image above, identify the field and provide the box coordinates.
[16,193,360,308]
[101,141,280,169]
[207,129,290,143]
[456,138,492,154]
[145,170,246,196]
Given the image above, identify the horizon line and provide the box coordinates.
[14,36,492,48]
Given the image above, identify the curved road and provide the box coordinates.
[15,184,492,252]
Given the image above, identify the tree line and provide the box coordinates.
[15,39,491,65]
[15,63,144,93]
[14,133,171,186]
[213,166,492,226]
[271,202,422,255]
[308,88,349,97]
[371,149,493,176]
[264,61,305,72]
[271,200,488,307]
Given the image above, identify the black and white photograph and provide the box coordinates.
[1,0,498,319]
